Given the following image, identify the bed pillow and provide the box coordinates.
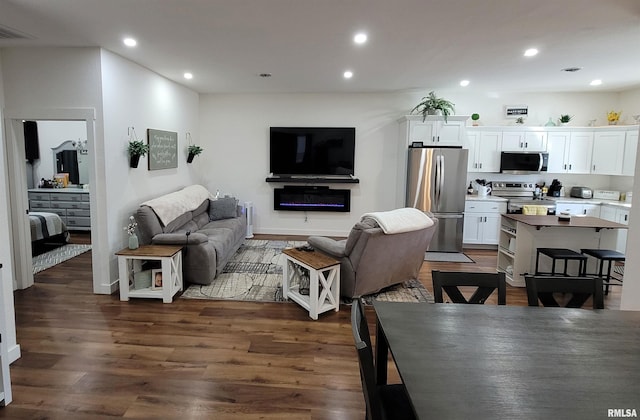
[209,197,238,221]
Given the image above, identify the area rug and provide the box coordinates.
[181,239,433,304]
[425,252,474,263]
[32,244,92,274]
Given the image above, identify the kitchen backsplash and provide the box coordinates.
[467,172,634,198]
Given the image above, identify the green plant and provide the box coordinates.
[471,113,480,121]
[128,140,149,157]
[559,114,573,123]
[188,144,203,156]
[411,91,456,122]
[515,117,525,124]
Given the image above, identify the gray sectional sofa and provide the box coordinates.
[135,185,246,285]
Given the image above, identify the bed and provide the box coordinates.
[30,212,70,248]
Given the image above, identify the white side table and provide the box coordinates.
[117,245,183,303]
[282,248,340,320]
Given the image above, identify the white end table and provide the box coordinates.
[117,245,183,303]
[282,248,340,320]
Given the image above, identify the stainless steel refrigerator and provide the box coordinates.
[406,146,468,252]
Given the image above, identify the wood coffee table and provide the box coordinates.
[282,248,340,320]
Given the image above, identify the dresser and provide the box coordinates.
[28,188,91,230]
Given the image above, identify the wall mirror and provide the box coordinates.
[51,140,89,185]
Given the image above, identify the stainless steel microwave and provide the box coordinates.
[500,152,548,174]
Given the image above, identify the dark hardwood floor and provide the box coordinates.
[1,234,622,418]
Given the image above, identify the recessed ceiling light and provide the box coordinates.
[123,37,137,47]
[354,33,367,44]
[460,80,470,87]
[524,48,538,57]
[184,72,193,80]
[259,73,272,78]
[344,71,353,79]
[590,79,602,86]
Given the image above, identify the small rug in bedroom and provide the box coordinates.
[425,252,474,263]
[181,239,433,304]
[33,244,92,274]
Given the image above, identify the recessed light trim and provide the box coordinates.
[354,33,367,44]
[460,80,470,87]
[184,72,193,80]
[343,71,353,79]
[590,79,602,86]
[524,48,538,57]
[123,37,137,47]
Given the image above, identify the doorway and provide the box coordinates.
[3,108,106,294]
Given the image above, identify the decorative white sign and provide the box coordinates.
[504,105,529,118]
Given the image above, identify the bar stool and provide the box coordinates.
[535,248,587,277]
[580,249,626,295]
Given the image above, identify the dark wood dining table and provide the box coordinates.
[373,301,640,420]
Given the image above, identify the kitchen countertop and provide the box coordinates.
[28,187,89,193]
[466,195,631,209]
[503,214,628,230]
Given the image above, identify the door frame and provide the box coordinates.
[3,107,107,294]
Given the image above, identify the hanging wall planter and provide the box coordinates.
[187,144,203,163]
[130,154,141,168]
[127,127,149,168]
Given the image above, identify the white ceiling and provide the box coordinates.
[1,0,639,94]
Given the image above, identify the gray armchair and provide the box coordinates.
[308,211,438,298]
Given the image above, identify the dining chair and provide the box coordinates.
[431,270,507,305]
[524,275,604,309]
[351,301,416,420]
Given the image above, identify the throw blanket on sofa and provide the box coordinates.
[361,207,434,234]
[142,185,212,226]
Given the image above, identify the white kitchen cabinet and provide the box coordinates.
[600,205,629,253]
[465,130,501,172]
[622,129,639,176]
[546,131,593,174]
[463,200,507,245]
[592,130,625,175]
[398,115,468,147]
[501,130,547,151]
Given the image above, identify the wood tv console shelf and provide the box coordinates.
[265,176,359,184]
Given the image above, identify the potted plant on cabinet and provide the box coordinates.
[559,114,573,125]
[471,113,480,126]
[187,145,203,163]
[411,91,456,123]
[128,140,149,168]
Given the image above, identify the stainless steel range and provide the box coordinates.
[491,181,557,214]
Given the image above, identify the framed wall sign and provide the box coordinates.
[504,105,528,118]
[147,129,178,170]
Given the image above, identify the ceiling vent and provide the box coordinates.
[561,67,582,73]
[0,24,33,40]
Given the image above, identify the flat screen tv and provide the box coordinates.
[270,127,355,176]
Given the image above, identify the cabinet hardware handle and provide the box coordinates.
[564,164,567,170]
[525,142,528,148]
[479,163,482,168]
[569,164,572,170]
[520,142,523,148]
[474,163,477,168]
[433,136,436,143]
[437,136,440,142]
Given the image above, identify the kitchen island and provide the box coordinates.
[498,214,627,287]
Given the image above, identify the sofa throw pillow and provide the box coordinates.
[209,197,237,221]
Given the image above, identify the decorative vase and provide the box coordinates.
[128,234,139,250]
[187,152,195,163]
[130,155,141,168]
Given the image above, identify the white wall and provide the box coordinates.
[198,93,416,236]
[0,50,20,361]
[198,90,628,236]
[0,47,199,296]
[100,49,200,283]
